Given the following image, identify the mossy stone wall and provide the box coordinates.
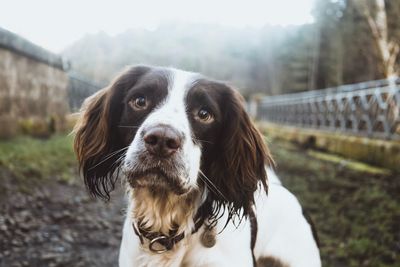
[259,122,400,172]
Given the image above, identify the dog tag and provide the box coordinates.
[200,228,216,248]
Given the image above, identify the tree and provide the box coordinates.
[353,0,399,77]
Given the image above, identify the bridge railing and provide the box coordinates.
[257,78,400,140]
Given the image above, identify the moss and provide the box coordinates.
[18,118,52,138]
[15,115,71,139]
[308,150,391,175]
[259,122,400,171]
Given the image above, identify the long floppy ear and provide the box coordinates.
[209,86,274,219]
[73,66,150,200]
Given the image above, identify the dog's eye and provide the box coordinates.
[196,108,214,123]
[129,96,148,110]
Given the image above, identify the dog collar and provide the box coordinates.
[132,217,205,253]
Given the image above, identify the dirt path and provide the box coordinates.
[0,172,125,267]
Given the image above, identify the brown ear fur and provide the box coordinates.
[74,88,111,169]
[208,88,274,220]
[73,66,150,200]
[73,88,116,199]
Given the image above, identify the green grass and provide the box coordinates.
[268,140,400,267]
[0,134,398,266]
[0,134,77,183]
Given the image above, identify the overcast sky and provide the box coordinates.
[0,0,315,53]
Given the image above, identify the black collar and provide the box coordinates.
[132,216,205,253]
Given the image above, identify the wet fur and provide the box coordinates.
[74,66,321,267]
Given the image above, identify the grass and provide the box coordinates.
[268,139,400,267]
[0,134,398,266]
[0,134,77,184]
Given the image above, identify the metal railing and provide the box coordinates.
[67,72,103,112]
[257,78,400,140]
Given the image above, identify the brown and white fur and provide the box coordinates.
[74,65,321,267]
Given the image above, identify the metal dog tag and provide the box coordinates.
[200,228,216,248]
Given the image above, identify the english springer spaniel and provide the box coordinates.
[74,65,321,267]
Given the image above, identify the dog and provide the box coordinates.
[74,65,321,267]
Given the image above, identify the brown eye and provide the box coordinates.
[197,108,214,123]
[130,96,147,110]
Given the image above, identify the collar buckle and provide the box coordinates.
[132,212,206,254]
[149,235,173,253]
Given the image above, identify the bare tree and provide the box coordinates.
[353,0,399,78]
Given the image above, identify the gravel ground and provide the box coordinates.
[0,171,125,267]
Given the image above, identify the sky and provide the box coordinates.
[0,0,315,53]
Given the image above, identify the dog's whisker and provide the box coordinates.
[198,171,241,220]
[193,138,214,144]
[88,147,129,171]
[198,175,219,197]
[199,170,228,202]
[109,153,126,173]
[198,172,219,195]
[118,125,141,129]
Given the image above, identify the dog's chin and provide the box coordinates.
[128,171,189,195]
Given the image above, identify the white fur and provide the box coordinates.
[124,69,201,188]
[254,170,321,267]
[119,171,321,267]
[119,69,321,267]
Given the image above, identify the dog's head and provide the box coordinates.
[74,65,273,220]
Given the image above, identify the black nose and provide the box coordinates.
[143,125,183,157]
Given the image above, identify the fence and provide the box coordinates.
[257,78,400,140]
[67,73,103,112]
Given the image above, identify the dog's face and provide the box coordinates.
[74,66,272,217]
[122,69,210,194]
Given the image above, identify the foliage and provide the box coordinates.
[18,118,53,138]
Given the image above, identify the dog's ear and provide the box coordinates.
[208,86,274,218]
[74,66,150,200]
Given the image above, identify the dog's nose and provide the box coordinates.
[143,125,182,157]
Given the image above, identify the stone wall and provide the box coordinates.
[259,122,400,172]
[0,28,69,138]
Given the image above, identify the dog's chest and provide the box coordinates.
[135,249,185,267]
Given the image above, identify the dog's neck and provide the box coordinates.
[130,187,203,236]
